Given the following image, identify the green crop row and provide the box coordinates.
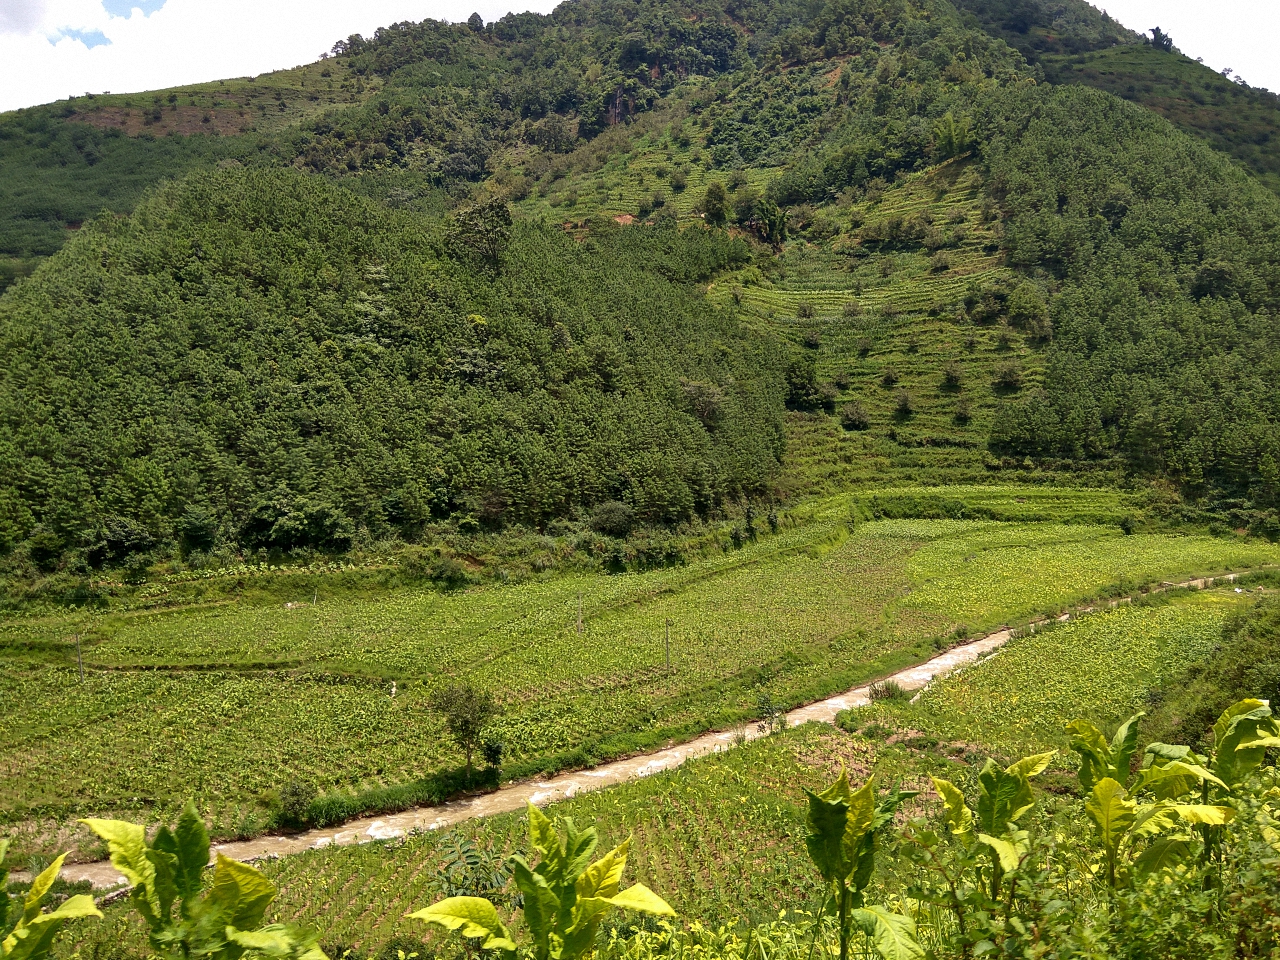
[5,489,1278,852]
[895,590,1243,753]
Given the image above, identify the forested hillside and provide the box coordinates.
[2,0,1280,580]
[950,0,1280,193]
[981,86,1280,528]
[0,170,781,568]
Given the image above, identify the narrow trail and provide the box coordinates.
[48,573,1248,892]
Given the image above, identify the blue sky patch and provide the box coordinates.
[102,0,169,17]
[54,28,112,48]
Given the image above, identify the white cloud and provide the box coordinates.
[0,0,49,34]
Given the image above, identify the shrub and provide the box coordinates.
[802,329,821,349]
[591,501,635,538]
[843,301,863,318]
[785,355,824,410]
[894,390,914,416]
[868,679,910,701]
[431,683,499,782]
[482,738,505,771]
[880,366,899,387]
[942,361,962,389]
[797,302,815,319]
[819,384,839,412]
[279,779,318,828]
[840,402,871,431]
[994,362,1023,392]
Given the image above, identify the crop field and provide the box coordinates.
[711,161,1041,491]
[50,581,1273,960]
[61,723,924,958]
[4,487,1278,855]
[902,589,1248,752]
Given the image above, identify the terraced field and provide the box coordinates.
[523,142,1049,490]
[902,588,1248,752]
[4,488,1278,856]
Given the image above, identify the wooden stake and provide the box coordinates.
[75,634,84,682]
[577,592,583,634]
[665,619,671,671]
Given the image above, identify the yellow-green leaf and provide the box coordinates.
[40,896,102,923]
[976,834,1021,873]
[1006,751,1055,780]
[1085,778,1135,855]
[22,855,68,923]
[816,764,853,805]
[210,854,276,931]
[1169,804,1235,826]
[576,837,630,900]
[846,775,877,842]
[851,905,924,960]
[526,802,561,867]
[79,820,153,893]
[601,883,675,917]
[407,897,515,952]
[929,778,973,840]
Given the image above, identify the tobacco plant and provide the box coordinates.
[1068,712,1235,888]
[0,841,102,960]
[803,769,921,960]
[410,802,673,960]
[82,801,324,960]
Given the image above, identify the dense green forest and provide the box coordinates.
[0,171,781,569]
[2,0,1280,575]
[980,86,1280,528]
[949,0,1280,193]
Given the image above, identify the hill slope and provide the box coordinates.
[0,170,782,568]
[2,0,1280,578]
[950,0,1280,194]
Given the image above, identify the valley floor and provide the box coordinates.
[49,578,1273,958]
[4,486,1277,866]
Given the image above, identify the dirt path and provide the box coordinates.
[47,573,1249,891]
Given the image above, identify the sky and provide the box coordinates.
[0,0,1276,114]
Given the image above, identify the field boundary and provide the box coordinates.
[37,570,1267,895]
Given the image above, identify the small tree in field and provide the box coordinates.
[432,683,498,782]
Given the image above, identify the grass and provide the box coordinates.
[892,588,1251,754]
[57,722,925,958]
[4,486,1279,858]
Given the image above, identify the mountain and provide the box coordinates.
[1,0,1279,579]
[950,0,1280,194]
